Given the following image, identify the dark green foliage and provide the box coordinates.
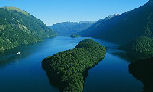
[144,14,153,37]
[50,21,95,36]
[42,39,106,92]
[129,57,153,92]
[0,7,56,52]
[121,10,153,59]
[80,0,153,45]
[132,36,153,58]
[123,36,153,60]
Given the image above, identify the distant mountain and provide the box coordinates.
[0,7,56,51]
[80,0,153,45]
[50,21,95,36]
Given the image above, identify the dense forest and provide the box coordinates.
[0,7,56,52]
[121,36,153,60]
[42,39,106,92]
[50,21,95,36]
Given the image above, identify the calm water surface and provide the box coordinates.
[0,36,143,92]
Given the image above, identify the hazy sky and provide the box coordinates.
[0,0,149,25]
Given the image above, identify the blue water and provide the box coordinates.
[84,53,143,92]
[0,36,143,92]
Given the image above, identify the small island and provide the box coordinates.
[70,34,80,38]
[42,39,106,92]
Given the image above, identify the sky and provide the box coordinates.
[0,0,149,26]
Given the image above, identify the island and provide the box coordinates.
[42,39,106,92]
[70,34,80,38]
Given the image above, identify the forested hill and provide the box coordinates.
[50,21,95,36]
[42,39,106,92]
[0,7,56,51]
[80,0,153,45]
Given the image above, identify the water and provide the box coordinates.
[0,36,143,92]
[84,53,143,92]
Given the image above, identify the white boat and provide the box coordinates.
[17,52,21,55]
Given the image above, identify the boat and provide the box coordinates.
[17,52,21,55]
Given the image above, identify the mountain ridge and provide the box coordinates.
[0,7,56,51]
[50,21,95,36]
[80,0,153,45]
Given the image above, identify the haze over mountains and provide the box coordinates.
[50,21,95,36]
[80,0,153,45]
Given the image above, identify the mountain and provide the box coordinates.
[50,21,95,36]
[0,7,56,52]
[80,0,153,45]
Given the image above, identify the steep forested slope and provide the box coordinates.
[0,7,56,51]
[50,21,95,36]
[81,0,153,45]
[122,36,153,59]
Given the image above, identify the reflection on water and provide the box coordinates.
[114,50,153,92]
[129,58,153,92]
[0,36,90,92]
[0,36,148,92]
[0,43,42,68]
[84,52,143,92]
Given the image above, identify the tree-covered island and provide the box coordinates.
[42,39,106,92]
